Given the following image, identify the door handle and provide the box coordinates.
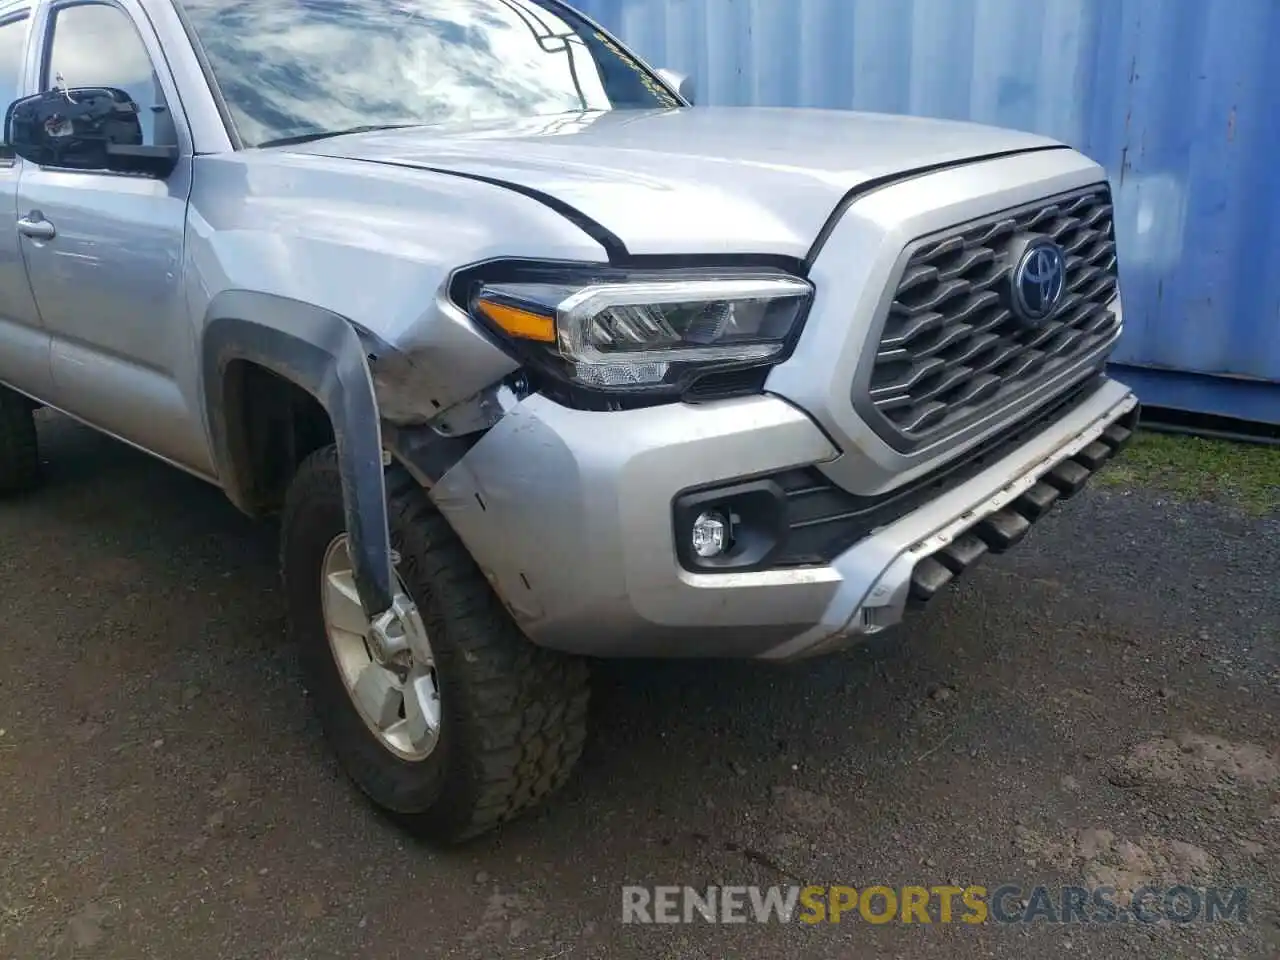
[16,213,55,241]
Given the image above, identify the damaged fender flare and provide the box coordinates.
[201,291,396,618]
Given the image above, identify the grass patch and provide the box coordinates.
[1095,430,1280,514]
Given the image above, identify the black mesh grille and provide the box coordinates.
[861,185,1120,449]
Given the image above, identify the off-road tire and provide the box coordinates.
[0,387,40,496]
[280,446,591,843]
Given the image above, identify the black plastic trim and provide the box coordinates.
[201,293,397,619]
[672,479,789,573]
[617,251,807,274]
[907,399,1140,607]
[782,374,1109,566]
[380,421,478,490]
[672,373,1109,575]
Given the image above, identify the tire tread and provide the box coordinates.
[281,446,589,843]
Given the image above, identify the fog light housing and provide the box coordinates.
[673,479,789,573]
[691,510,730,558]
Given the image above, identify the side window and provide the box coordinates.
[0,15,27,110]
[44,2,175,147]
[0,15,29,157]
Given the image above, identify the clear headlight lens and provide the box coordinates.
[472,273,813,394]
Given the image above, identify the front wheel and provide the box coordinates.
[280,447,590,843]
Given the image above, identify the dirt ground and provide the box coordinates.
[1,412,1277,960]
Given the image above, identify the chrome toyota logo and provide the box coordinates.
[1010,238,1066,324]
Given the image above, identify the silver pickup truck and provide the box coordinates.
[0,0,1138,842]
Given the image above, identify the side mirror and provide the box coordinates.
[4,87,178,177]
[655,68,696,106]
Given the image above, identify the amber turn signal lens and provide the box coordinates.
[476,298,556,343]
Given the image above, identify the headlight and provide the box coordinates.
[468,269,813,398]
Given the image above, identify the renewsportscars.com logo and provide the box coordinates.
[621,884,1250,926]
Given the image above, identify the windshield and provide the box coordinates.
[177,0,679,148]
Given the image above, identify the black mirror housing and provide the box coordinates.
[4,87,177,177]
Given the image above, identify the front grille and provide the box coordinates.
[859,185,1120,451]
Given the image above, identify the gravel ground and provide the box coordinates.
[1,412,1277,960]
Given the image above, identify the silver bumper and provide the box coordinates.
[430,377,1138,661]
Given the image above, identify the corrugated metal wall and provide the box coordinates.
[577,0,1280,424]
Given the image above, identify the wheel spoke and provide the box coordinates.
[320,534,442,762]
[324,569,369,637]
[351,663,404,730]
[401,668,441,753]
[408,634,434,671]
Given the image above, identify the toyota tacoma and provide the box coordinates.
[0,0,1138,841]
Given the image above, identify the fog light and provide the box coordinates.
[691,510,730,558]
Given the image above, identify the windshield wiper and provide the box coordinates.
[257,123,419,148]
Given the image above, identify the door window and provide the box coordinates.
[0,14,29,157]
[44,2,175,147]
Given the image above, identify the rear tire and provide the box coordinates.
[280,446,590,843]
[0,387,40,496]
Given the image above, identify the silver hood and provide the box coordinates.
[291,107,1061,259]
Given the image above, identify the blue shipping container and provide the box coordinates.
[576,0,1280,425]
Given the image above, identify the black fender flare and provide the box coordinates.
[201,291,396,617]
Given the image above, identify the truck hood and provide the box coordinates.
[292,107,1061,259]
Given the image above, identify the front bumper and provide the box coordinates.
[430,376,1138,661]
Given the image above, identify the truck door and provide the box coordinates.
[15,0,209,474]
[0,3,50,400]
